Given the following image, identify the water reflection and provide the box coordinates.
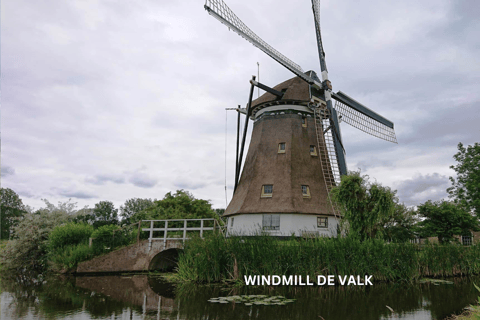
[0,273,478,320]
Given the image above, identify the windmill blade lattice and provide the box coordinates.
[334,99,397,143]
[204,0,320,87]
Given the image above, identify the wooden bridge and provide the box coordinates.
[76,218,221,273]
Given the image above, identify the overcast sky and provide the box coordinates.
[2,0,479,212]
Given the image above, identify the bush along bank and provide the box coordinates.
[176,233,480,283]
[47,223,138,271]
[0,221,139,274]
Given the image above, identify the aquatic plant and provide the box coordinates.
[177,233,480,283]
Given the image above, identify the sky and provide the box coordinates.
[1,0,479,212]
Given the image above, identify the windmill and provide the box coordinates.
[205,0,397,237]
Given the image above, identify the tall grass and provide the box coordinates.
[176,233,480,283]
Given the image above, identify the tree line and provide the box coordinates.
[331,142,480,244]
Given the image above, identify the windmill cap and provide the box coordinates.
[250,75,314,117]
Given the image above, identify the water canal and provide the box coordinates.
[1,274,478,320]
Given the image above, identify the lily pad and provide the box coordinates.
[208,295,295,306]
[419,278,454,285]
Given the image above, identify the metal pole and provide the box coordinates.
[234,106,241,191]
[257,62,260,98]
[235,75,256,191]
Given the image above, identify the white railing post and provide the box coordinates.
[164,220,168,245]
[183,220,187,243]
[200,219,204,238]
[149,221,154,250]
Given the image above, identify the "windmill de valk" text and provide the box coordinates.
[244,275,373,286]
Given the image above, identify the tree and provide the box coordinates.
[72,207,95,225]
[331,171,396,241]
[417,200,479,244]
[130,190,218,222]
[447,142,480,220]
[0,199,71,271]
[0,188,27,240]
[92,201,118,228]
[119,198,155,225]
[383,203,418,242]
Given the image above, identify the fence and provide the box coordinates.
[140,219,220,249]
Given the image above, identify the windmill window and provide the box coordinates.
[231,217,234,227]
[301,185,311,198]
[310,145,317,156]
[261,185,273,198]
[462,235,472,246]
[278,142,286,153]
[317,217,328,228]
[262,214,280,230]
[302,116,307,127]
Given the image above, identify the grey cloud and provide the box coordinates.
[355,160,394,171]
[1,166,15,177]
[86,174,126,185]
[395,173,450,206]
[59,190,96,199]
[173,181,207,191]
[129,174,157,188]
[18,190,34,198]
[399,101,480,146]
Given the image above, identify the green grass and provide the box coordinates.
[176,233,480,283]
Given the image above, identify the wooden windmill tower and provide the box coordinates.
[205,0,397,237]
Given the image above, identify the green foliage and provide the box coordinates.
[331,171,397,241]
[130,190,218,222]
[447,142,480,220]
[49,243,95,270]
[71,208,95,225]
[417,200,479,244]
[89,224,135,254]
[0,200,72,272]
[0,188,27,240]
[120,198,155,225]
[384,203,418,242]
[92,201,118,228]
[91,224,120,252]
[177,234,480,283]
[48,223,94,251]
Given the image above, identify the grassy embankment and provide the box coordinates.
[176,233,480,283]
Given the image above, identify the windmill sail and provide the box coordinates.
[332,91,397,143]
[204,0,321,88]
[311,0,328,76]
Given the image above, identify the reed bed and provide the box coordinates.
[176,233,480,283]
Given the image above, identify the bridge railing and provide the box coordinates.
[140,219,220,248]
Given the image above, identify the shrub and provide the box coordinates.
[48,223,94,251]
[0,204,69,272]
[49,243,95,270]
[91,225,121,254]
